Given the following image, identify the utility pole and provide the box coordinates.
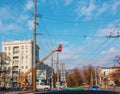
[56,53,60,89]
[33,0,37,91]
[91,69,93,85]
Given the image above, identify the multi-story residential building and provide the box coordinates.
[2,40,39,87]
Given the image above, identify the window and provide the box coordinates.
[9,47,11,50]
[13,46,19,54]
[4,47,7,50]
[26,66,28,69]
[22,46,24,49]
[22,56,24,60]
[26,45,28,49]
[22,66,24,69]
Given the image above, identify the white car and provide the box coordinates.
[36,82,50,91]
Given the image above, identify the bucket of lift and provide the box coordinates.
[57,44,62,52]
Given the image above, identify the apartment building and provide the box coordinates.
[2,40,39,87]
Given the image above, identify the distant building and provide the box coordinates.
[2,40,39,87]
[37,63,54,84]
[98,66,120,77]
[98,66,120,86]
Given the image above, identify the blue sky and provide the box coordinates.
[0,0,120,69]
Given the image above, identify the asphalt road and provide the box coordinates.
[0,88,120,94]
[23,90,119,94]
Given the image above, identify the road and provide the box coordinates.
[0,90,119,94]
[0,87,120,94]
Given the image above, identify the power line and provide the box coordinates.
[36,5,56,49]
[40,18,55,47]
[1,0,33,29]
[81,20,120,66]
[41,16,120,24]
[90,38,118,64]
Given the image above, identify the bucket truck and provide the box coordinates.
[17,44,62,90]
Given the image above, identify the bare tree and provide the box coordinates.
[113,56,120,66]
[0,52,10,87]
[66,65,97,87]
[66,71,76,87]
[82,65,95,85]
[72,68,83,86]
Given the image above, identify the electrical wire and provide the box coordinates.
[81,20,120,66]
[36,3,57,51]
[40,18,55,47]
[1,0,33,30]
[18,0,34,17]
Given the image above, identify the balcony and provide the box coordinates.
[13,52,19,56]
[13,63,19,67]
[12,66,19,71]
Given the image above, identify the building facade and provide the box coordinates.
[98,66,120,86]
[37,63,54,84]
[2,40,39,87]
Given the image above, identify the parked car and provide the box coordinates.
[36,82,50,91]
[88,85,100,90]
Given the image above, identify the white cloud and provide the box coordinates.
[97,28,113,36]
[19,14,29,21]
[74,0,97,20]
[95,1,120,17]
[101,47,119,55]
[0,7,14,20]
[0,20,23,32]
[96,47,120,66]
[111,1,120,14]
[25,0,34,10]
[27,20,33,30]
[59,45,85,69]
[65,0,72,6]
[7,24,19,31]
[74,1,120,20]
[56,41,69,46]
[96,3,108,16]
[96,22,120,36]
